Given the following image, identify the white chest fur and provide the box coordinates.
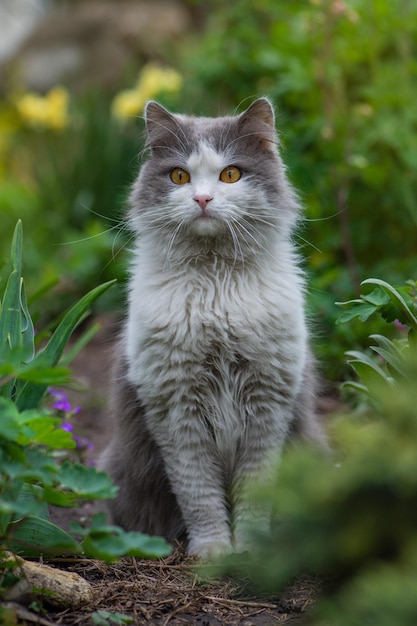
[125,239,307,460]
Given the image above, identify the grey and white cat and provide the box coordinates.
[99,98,325,558]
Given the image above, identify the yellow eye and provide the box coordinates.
[220,166,241,183]
[170,167,190,185]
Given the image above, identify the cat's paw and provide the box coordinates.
[187,538,232,560]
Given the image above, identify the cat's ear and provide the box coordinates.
[144,101,179,148]
[238,98,277,150]
[241,98,275,128]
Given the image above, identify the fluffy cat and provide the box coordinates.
[99,97,325,558]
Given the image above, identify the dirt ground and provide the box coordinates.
[15,316,332,626]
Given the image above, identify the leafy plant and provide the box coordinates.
[210,276,417,625]
[92,610,134,625]
[0,221,171,564]
[337,278,417,397]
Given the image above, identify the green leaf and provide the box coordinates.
[15,365,72,385]
[60,321,101,367]
[336,301,378,324]
[345,350,394,392]
[14,484,49,522]
[41,486,77,507]
[81,528,171,562]
[16,414,75,449]
[41,280,116,366]
[19,278,35,364]
[70,513,172,561]
[0,270,21,359]
[0,397,21,440]
[362,279,417,330]
[362,288,390,307]
[15,279,116,411]
[57,462,118,500]
[341,380,371,396]
[8,515,79,556]
[0,222,34,367]
[369,335,408,378]
[91,610,134,625]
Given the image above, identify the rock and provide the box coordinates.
[2,552,94,609]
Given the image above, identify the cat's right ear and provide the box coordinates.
[144,101,178,148]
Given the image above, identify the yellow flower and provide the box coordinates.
[45,86,70,130]
[111,89,146,120]
[137,64,183,100]
[15,86,69,130]
[112,64,183,121]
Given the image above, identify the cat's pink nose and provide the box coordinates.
[193,195,213,211]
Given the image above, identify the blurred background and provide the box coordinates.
[0,0,416,381]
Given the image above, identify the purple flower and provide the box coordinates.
[394,320,408,333]
[48,388,80,414]
[73,434,94,451]
[61,421,74,433]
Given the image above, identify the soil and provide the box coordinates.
[12,316,332,626]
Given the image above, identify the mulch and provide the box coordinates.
[35,547,319,625]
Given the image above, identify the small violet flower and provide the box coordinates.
[47,387,92,456]
[61,421,74,433]
[48,388,80,414]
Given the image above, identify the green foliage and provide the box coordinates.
[0,222,171,566]
[212,276,417,625]
[91,610,134,625]
[182,0,417,376]
[0,94,137,318]
[70,513,173,561]
[337,279,417,397]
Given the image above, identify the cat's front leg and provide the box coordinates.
[146,406,233,558]
[231,406,290,552]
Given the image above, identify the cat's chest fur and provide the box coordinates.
[126,245,307,460]
[128,244,304,356]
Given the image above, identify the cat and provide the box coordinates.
[99,97,325,558]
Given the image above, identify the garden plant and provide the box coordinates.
[0,222,171,615]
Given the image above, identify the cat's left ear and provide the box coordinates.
[238,98,277,150]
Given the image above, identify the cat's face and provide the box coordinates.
[130,98,300,257]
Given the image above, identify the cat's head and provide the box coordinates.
[129,98,300,260]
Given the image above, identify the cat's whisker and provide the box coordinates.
[293,233,322,254]
[95,233,136,278]
[304,209,343,222]
[164,219,187,269]
[224,130,279,152]
[226,221,245,269]
[52,224,121,246]
[233,217,284,263]
[84,205,125,224]
[241,212,277,229]
[111,227,132,261]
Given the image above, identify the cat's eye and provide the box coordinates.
[220,166,241,184]
[170,168,190,185]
